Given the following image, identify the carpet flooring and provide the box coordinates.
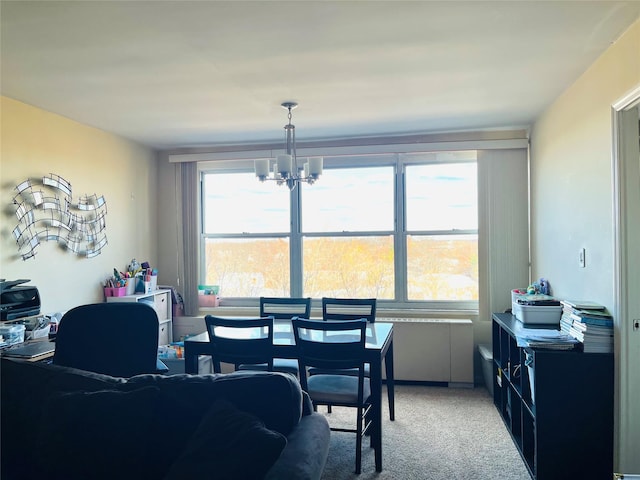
[319,384,531,480]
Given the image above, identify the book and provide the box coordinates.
[561,300,606,311]
[570,312,613,326]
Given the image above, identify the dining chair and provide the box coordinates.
[53,302,169,377]
[292,318,373,474]
[204,315,274,374]
[322,297,377,323]
[236,297,311,376]
[316,298,395,420]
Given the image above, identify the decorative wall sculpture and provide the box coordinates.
[11,174,108,260]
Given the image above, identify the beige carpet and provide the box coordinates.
[320,384,531,480]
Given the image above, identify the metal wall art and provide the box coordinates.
[11,173,108,260]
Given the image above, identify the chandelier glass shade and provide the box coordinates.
[254,102,323,190]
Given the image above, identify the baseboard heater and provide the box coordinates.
[379,318,473,387]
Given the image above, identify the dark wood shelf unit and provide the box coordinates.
[492,313,613,479]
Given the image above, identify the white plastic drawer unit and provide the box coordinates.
[105,289,173,344]
[153,292,169,321]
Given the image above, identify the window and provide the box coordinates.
[404,161,478,301]
[201,151,478,308]
[301,166,395,299]
[202,172,290,297]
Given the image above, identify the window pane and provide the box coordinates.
[301,166,394,232]
[303,236,394,298]
[203,172,289,234]
[406,234,478,300]
[204,238,290,297]
[406,163,477,231]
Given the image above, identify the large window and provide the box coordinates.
[202,172,290,297]
[404,162,478,301]
[201,151,478,308]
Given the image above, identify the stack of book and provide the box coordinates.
[560,300,614,353]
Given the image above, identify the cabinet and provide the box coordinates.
[492,313,613,479]
[106,289,173,345]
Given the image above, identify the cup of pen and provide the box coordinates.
[125,277,136,295]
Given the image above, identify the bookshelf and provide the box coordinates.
[492,313,613,479]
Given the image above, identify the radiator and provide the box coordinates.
[379,318,474,386]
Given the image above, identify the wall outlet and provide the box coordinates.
[579,248,586,268]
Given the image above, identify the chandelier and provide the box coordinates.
[254,102,323,190]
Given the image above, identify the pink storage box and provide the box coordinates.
[104,286,127,297]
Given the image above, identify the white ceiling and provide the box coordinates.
[2,1,639,151]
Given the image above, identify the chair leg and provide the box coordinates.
[327,405,332,413]
[355,407,363,474]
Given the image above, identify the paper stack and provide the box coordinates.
[560,300,614,353]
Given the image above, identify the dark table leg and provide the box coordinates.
[371,354,383,472]
[385,341,395,421]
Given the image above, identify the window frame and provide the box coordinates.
[199,151,479,311]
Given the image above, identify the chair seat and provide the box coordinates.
[307,374,371,405]
[238,358,300,375]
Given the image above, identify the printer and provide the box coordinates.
[0,279,41,321]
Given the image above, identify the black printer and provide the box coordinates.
[0,279,41,321]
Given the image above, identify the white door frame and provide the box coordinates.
[612,84,640,473]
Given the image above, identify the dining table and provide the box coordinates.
[184,319,394,472]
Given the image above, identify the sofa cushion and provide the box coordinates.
[164,399,287,480]
[126,370,303,436]
[30,386,162,480]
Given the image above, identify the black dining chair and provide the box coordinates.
[53,302,169,377]
[236,297,311,377]
[315,298,394,420]
[322,297,377,323]
[204,315,274,374]
[292,318,373,474]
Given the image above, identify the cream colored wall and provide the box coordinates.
[530,18,639,473]
[530,18,639,304]
[0,97,159,315]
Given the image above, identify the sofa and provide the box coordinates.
[1,357,330,480]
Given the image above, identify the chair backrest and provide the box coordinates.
[292,318,368,389]
[322,297,377,323]
[53,302,160,377]
[260,297,311,319]
[204,315,274,373]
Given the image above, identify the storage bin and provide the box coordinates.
[198,294,219,307]
[104,286,126,297]
[516,304,562,325]
[0,324,26,346]
[524,349,535,404]
[478,344,494,396]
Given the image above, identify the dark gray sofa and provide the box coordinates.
[1,357,330,480]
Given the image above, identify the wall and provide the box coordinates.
[0,97,159,315]
[530,18,639,305]
[529,18,639,472]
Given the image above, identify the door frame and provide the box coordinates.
[611,84,640,473]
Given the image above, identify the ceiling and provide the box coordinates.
[2,1,639,151]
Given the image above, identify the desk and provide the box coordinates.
[184,320,394,472]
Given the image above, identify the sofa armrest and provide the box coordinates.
[264,413,330,480]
